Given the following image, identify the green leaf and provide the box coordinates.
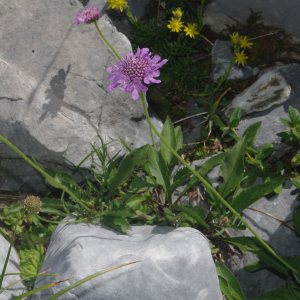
[256,144,273,161]
[218,237,289,276]
[242,122,262,147]
[101,216,131,234]
[291,178,300,190]
[174,125,183,151]
[291,154,300,168]
[240,167,259,188]
[279,118,293,127]
[107,145,150,200]
[293,209,300,236]
[128,175,156,193]
[243,260,269,273]
[214,116,226,129]
[277,131,298,142]
[160,116,176,166]
[147,147,170,190]
[40,207,68,217]
[289,106,300,123]
[229,107,241,128]
[231,175,286,213]
[219,137,247,198]
[249,287,300,300]
[169,167,192,194]
[171,205,209,228]
[215,262,246,300]
[174,153,227,204]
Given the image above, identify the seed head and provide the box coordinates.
[23,195,43,215]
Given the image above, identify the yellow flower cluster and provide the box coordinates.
[230,33,253,66]
[167,8,199,38]
[106,0,128,12]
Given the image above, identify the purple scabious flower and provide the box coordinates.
[106,47,168,100]
[74,5,101,24]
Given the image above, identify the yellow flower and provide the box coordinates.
[167,17,184,33]
[230,32,240,44]
[234,50,248,66]
[172,7,184,18]
[183,23,199,38]
[239,36,253,49]
[106,0,128,12]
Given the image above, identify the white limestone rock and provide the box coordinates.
[0,0,163,192]
[32,222,223,300]
[225,69,291,119]
[0,235,27,299]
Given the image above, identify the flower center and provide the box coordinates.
[122,58,148,81]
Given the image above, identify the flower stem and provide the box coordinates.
[94,21,121,61]
[140,91,156,148]
[146,119,298,274]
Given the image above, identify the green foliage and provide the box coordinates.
[216,262,246,300]
[19,243,45,287]
[0,204,26,234]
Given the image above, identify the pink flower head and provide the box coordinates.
[74,5,101,24]
[106,47,168,100]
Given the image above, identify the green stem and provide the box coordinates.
[37,215,88,224]
[145,117,298,274]
[139,91,156,148]
[0,134,91,213]
[94,21,121,61]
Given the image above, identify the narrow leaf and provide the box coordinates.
[242,121,262,147]
[101,216,131,234]
[231,175,286,213]
[256,144,273,161]
[215,262,246,300]
[160,116,176,166]
[219,137,247,198]
[229,107,241,126]
[107,145,150,199]
[171,205,209,228]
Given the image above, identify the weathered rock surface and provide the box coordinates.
[0,0,163,192]
[203,0,300,44]
[32,222,223,300]
[182,97,203,149]
[173,156,300,298]
[0,235,26,299]
[211,40,257,83]
[233,64,300,161]
[225,69,291,119]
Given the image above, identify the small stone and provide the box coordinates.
[225,69,291,119]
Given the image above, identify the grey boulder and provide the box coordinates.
[0,235,27,299]
[225,69,291,119]
[233,64,300,161]
[0,0,163,192]
[32,222,223,300]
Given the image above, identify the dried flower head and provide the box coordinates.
[23,195,43,215]
[107,47,168,100]
[74,5,101,24]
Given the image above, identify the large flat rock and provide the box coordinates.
[0,235,26,299]
[0,0,163,192]
[32,222,222,300]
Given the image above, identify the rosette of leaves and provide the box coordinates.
[19,243,45,287]
[0,204,26,234]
